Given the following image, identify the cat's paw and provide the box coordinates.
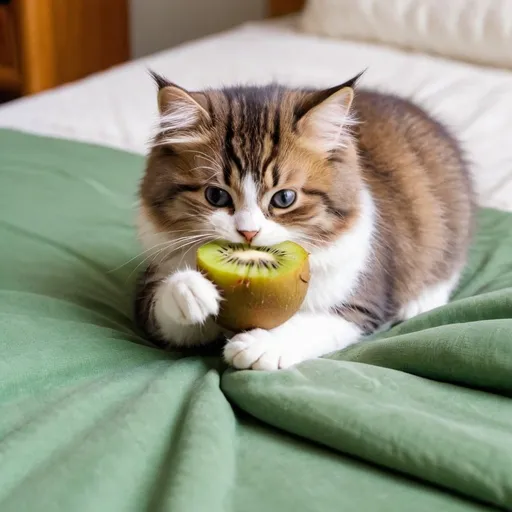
[224,329,301,371]
[160,270,220,325]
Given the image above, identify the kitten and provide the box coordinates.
[134,71,474,371]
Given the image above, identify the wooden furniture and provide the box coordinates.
[268,0,305,17]
[0,0,129,98]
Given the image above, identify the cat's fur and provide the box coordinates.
[134,71,474,370]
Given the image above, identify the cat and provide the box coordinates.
[134,71,474,371]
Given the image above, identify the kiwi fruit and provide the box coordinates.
[196,240,310,331]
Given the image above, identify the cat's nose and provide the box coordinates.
[237,230,259,243]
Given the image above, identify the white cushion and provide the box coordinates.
[301,0,512,69]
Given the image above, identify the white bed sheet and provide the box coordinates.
[0,18,511,211]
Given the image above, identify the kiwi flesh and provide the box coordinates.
[196,240,310,331]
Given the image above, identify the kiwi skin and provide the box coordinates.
[196,242,310,332]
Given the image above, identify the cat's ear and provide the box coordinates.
[297,73,363,153]
[150,70,211,145]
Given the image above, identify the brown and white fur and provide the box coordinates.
[134,72,474,371]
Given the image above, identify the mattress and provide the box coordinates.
[0,18,512,212]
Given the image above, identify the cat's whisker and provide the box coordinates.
[163,232,215,252]
[190,165,220,174]
[176,213,209,221]
[125,243,177,282]
[125,233,215,282]
[176,235,219,268]
[183,149,219,168]
[169,227,213,235]
[195,151,219,167]
[111,227,214,274]
[170,237,214,268]
[295,234,326,251]
[202,174,223,186]
[128,233,212,271]
[107,238,185,274]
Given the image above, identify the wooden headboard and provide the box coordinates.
[268,0,305,17]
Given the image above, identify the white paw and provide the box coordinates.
[224,329,302,371]
[160,270,220,326]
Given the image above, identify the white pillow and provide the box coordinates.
[300,0,512,69]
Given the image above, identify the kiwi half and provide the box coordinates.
[197,240,310,331]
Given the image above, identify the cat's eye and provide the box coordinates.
[270,189,297,209]
[205,186,232,207]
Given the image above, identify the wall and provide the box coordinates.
[130,0,266,58]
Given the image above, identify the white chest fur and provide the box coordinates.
[301,187,376,312]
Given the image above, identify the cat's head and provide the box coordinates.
[139,72,364,255]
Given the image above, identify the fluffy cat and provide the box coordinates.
[134,71,474,371]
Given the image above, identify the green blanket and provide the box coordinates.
[1,129,511,512]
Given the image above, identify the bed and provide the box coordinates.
[1,1,512,510]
